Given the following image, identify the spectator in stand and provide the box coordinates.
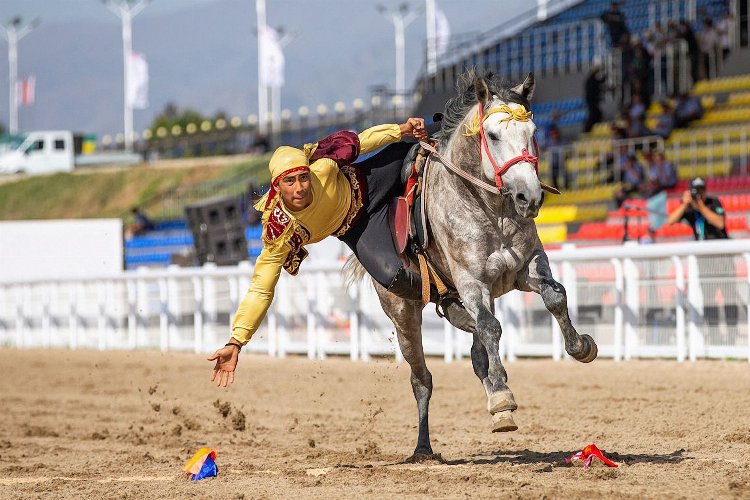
[618,33,635,106]
[674,92,704,128]
[716,10,733,61]
[601,1,629,48]
[129,207,155,238]
[545,118,569,190]
[625,112,651,138]
[584,64,606,132]
[700,18,721,79]
[676,20,701,84]
[628,94,646,120]
[665,177,736,337]
[652,100,676,138]
[614,154,645,207]
[646,151,678,195]
[630,39,654,106]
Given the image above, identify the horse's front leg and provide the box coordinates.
[373,281,441,462]
[457,277,518,432]
[517,250,597,363]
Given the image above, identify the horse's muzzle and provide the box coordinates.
[514,193,539,218]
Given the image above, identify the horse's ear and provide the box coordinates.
[512,73,535,101]
[475,77,490,105]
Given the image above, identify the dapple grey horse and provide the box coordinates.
[348,71,597,462]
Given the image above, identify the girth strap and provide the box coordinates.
[417,252,448,305]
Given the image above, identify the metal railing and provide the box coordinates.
[1,240,748,362]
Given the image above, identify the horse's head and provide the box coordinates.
[474,74,541,218]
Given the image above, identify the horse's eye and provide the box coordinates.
[487,132,499,141]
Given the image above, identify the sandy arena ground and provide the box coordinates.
[1,349,749,499]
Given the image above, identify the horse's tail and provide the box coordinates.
[343,254,368,289]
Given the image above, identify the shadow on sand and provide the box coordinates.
[444,448,688,468]
[334,448,688,470]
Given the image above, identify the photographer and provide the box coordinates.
[665,177,727,240]
[666,177,736,342]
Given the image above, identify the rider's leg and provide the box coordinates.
[340,205,475,332]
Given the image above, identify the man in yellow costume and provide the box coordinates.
[208,118,470,386]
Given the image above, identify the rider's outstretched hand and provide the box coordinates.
[207,344,240,387]
[400,118,428,141]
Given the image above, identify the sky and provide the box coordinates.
[0,0,531,138]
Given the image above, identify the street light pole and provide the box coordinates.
[1,17,39,134]
[103,0,149,151]
[256,0,268,136]
[377,3,419,97]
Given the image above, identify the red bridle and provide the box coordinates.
[476,103,539,190]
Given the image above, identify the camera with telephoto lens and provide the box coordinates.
[690,187,699,200]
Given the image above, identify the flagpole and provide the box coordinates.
[256,0,268,137]
[103,0,149,151]
[1,17,39,135]
[425,0,437,75]
[376,4,418,110]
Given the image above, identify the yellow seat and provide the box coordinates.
[536,224,568,244]
[728,91,750,105]
[535,203,608,224]
[544,184,620,206]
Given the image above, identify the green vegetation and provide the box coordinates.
[0,154,271,221]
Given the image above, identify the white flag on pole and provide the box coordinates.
[435,4,451,57]
[260,25,285,87]
[128,52,149,109]
[17,75,36,106]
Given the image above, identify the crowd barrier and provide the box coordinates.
[1,239,748,362]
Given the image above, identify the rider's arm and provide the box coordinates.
[230,244,290,345]
[358,124,402,155]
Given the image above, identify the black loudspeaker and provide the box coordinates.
[185,195,248,266]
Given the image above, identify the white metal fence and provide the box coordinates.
[1,240,748,362]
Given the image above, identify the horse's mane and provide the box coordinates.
[436,69,530,148]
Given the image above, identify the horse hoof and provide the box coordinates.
[404,452,444,464]
[487,389,518,414]
[573,334,598,363]
[491,410,518,433]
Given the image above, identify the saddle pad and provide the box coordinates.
[389,196,410,255]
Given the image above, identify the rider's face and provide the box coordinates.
[278,171,312,211]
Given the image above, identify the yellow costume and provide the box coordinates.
[231,124,402,344]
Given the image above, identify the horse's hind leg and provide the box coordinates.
[373,281,440,462]
[517,251,597,363]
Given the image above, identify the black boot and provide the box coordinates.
[437,296,476,334]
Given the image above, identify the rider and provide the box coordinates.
[208,119,470,386]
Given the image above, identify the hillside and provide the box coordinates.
[0,154,271,221]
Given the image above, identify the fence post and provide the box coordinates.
[686,255,703,361]
[69,283,80,350]
[315,271,327,360]
[41,284,51,349]
[360,281,371,363]
[127,279,137,350]
[672,256,687,362]
[306,274,316,360]
[611,258,624,362]
[348,278,360,362]
[623,257,640,360]
[14,286,24,348]
[158,277,169,352]
[192,276,204,354]
[443,320,454,363]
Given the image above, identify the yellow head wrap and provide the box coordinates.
[254,143,317,249]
